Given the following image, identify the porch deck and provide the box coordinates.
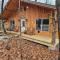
[21,34,53,47]
[21,34,59,49]
[0,31,58,48]
[7,31,59,48]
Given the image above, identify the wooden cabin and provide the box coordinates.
[2,0,59,47]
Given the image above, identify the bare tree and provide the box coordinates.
[1,0,6,34]
[56,0,60,59]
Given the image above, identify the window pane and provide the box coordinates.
[36,19,41,30]
[42,25,49,31]
[22,21,25,27]
[42,19,49,31]
[43,19,49,25]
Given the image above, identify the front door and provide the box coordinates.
[21,19,26,32]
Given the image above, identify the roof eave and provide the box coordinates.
[21,0,56,9]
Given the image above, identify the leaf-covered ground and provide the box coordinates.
[0,37,59,60]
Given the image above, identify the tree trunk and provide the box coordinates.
[1,0,6,34]
[56,1,60,60]
[1,19,6,34]
[56,0,60,50]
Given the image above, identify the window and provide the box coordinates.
[36,19,49,31]
[22,21,25,27]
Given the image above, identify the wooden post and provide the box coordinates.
[19,0,21,36]
[52,11,56,45]
[50,10,56,45]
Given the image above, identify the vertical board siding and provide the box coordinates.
[5,2,58,38]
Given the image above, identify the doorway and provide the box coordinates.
[20,18,26,33]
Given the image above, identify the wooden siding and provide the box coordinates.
[4,2,58,39]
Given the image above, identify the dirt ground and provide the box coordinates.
[0,37,59,60]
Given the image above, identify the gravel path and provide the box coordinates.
[0,37,59,60]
